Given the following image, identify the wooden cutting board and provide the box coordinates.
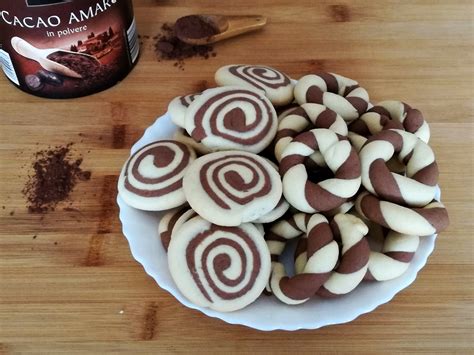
[0,0,472,353]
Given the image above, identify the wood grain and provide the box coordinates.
[0,0,473,353]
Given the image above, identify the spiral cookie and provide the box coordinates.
[183,150,282,226]
[365,227,420,282]
[168,216,271,312]
[174,129,213,155]
[268,214,339,305]
[359,129,438,207]
[253,197,289,224]
[294,72,370,121]
[118,140,196,211]
[168,93,200,128]
[215,64,294,106]
[158,207,198,251]
[369,101,430,143]
[184,87,278,154]
[316,214,370,297]
[274,103,348,162]
[280,128,361,213]
[355,191,449,237]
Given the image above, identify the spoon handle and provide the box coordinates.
[11,37,41,60]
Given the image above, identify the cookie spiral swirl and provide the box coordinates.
[168,217,271,312]
[185,87,278,153]
[183,151,282,226]
[118,140,196,211]
[215,64,294,106]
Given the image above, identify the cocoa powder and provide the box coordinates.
[154,22,217,70]
[174,15,219,40]
[23,144,91,213]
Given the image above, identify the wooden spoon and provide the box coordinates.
[10,37,100,79]
[176,15,267,45]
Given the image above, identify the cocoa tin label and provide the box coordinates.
[0,0,139,98]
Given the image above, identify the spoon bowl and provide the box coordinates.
[176,15,267,45]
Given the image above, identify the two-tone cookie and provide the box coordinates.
[168,93,200,128]
[183,150,282,226]
[118,140,196,210]
[215,64,294,106]
[168,216,271,312]
[184,87,278,154]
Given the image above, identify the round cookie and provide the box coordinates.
[167,216,271,312]
[267,213,339,305]
[274,103,348,162]
[279,128,361,213]
[184,86,278,154]
[294,72,370,122]
[252,197,289,224]
[183,150,282,226]
[355,191,449,237]
[118,140,196,211]
[359,129,438,207]
[215,64,294,106]
[168,93,200,128]
[158,207,198,251]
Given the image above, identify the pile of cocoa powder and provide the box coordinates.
[23,143,91,213]
[154,15,218,70]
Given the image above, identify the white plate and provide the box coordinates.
[117,112,441,331]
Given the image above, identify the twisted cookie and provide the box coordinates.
[118,140,196,211]
[280,128,361,213]
[356,191,449,237]
[268,214,339,305]
[294,72,370,121]
[365,222,420,282]
[274,103,348,162]
[369,101,430,143]
[184,86,278,154]
[315,214,370,297]
[215,64,294,106]
[168,216,271,312]
[360,129,438,207]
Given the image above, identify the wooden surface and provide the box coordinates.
[1,0,473,353]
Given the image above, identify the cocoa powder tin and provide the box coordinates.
[0,0,139,98]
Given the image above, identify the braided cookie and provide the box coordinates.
[158,207,198,251]
[184,86,278,154]
[359,129,438,207]
[315,214,370,297]
[279,128,361,213]
[183,150,282,226]
[168,216,271,312]
[174,129,213,155]
[365,223,420,282]
[369,101,430,143]
[168,93,200,128]
[118,140,196,211]
[355,191,449,237]
[294,72,370,121]
[215,64,294,106]
[268,214,339,305]
[274,103,348,162]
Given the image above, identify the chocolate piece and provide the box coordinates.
[37,70,64,86]
[25,74,43,91]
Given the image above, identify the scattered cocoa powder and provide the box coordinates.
[23,143,91,213]
[154,23,217,70]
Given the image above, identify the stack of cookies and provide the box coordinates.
[118,65,449,312]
